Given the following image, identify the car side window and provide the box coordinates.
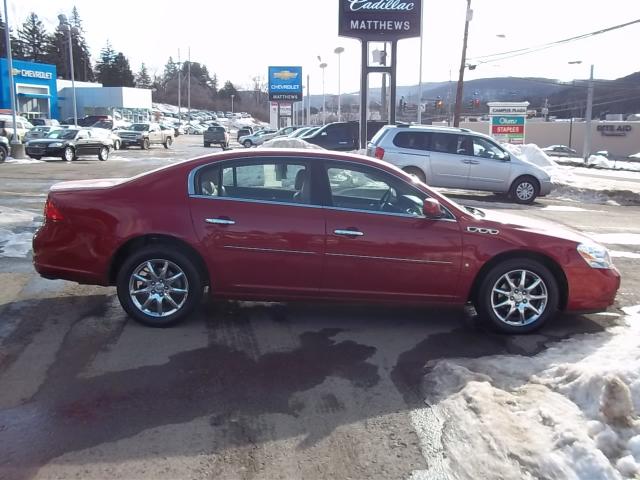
[326,163,425,217]
[429,133,471,155]
[472,137,508,160]
[216,160,310,204]
[392,131,431,151]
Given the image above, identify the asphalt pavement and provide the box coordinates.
[1,135,639,480]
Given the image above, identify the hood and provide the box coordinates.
[51,178,128,191]
[118,129,146,135]
[472,208,595,244]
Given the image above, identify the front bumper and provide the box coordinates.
[565,265,621,312]
[120,137,143,146]
[539,178,553,196]
[25,146,65,158]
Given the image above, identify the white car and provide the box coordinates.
[629,152,640,159]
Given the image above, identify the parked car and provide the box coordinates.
[542,145,578,157]
[185,124,207,135]
[289,126,314,138]
[0,116,33,142]
[90,127,122,150]
[0,136,8,162]
[25,128,111,161]
[238,129,278,148]
[25,126,59,142]
[274,126,299,137]
[366,125,552,204]
[30,118,60,127]
[118,123,173,149]
[298,127,321,139]
[60,115,110,127]
[304,121,386,151]
[32,149,620,333]
[203,125,229,149]
[237,126,254,141]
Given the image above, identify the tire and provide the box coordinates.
[121,144,128,150]
[509,176,539,204]
[0,146,7,162]
[116,246,203,327]
[403,166,426,183]
[243,140,252,148]
[141,138,150,150]
[475,258,559,334]
[204,142,211,148]
[98,146,109,161]
[163,137,173,149]
[113,140,121,150]
[62,146,75,162]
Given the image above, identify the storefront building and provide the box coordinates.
[0,59,58,120]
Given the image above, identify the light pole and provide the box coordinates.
[334,47,344,122]
[231,94,235,113]
[58,15,78,127]
[306,74,311,125]
[453,0,473,127]
[318,57,327,125]
[3,0,25,158]
[583,64,595,163]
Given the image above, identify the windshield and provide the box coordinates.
[47,129,78,140]
[130,124,149,131]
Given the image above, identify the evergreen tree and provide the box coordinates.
[0,12,22,58]
[163,56,179,85]
[135,63,152,89]
[95,41,117,85]
[17,13,51,62]
[112,52,135,87]
[218,80,239,100]
[46,8,94,81]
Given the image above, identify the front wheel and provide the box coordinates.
[113,140,121,150]
[62,146,75,162]
[402,166,426,183]
[116,247,203,327]
[141,138,150,150]
[0,146,7,162]
[509,176,539,204]
[163,137,173,149]
[243,140,252,148]
[475,258,559,334]
[98,146,109,161]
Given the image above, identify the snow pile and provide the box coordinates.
[502,143,558,168]
[586,155,640,172]
[0,206,39,258]
[418,307,640,480]
[4,157,43,165]
[260,137,324,150]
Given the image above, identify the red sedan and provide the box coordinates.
[32,149,620,333]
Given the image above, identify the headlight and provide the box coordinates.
[577,243,613,269]
[49,142,63,148]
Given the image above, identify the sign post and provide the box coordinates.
[488,102,529,145]
[339,0,422,148]
[268,66,302,129]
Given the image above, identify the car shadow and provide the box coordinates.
[0,295,608,480]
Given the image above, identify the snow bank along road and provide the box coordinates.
[1,137,640,479]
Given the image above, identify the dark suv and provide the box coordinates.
[304,121,386,151]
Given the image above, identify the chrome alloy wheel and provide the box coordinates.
[516,182,535,201]
[490,269,548,326]
[128,259,189,318]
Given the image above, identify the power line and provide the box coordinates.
[468,18,640,65]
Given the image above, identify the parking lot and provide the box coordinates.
[1,135,640,479]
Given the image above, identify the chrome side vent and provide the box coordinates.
[467,226,499,235]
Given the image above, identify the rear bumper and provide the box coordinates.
[539,178,553,196]
[565,265,621,312]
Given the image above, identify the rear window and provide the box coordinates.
[392,131,431,151]
[208,126,224,132]
[369,126,391,145]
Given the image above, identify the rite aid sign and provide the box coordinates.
[339,0,422,40]
[268,66,302,102]
[12,67,53,80]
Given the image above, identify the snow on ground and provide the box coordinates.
[503,143,558,168]
[414,307,640,480]
[588,155,640,173]
[260,137,324,149]
[4,157,44,165]
[0,206,39,258]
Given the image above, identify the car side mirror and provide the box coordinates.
[423,198,444,218]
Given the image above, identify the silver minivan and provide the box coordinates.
[367,125,552,204]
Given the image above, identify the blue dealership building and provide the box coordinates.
[0,59,59,119]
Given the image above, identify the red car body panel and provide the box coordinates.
[32,149,620,313]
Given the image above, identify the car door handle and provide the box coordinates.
[205,217,235,225]
[334,229,364,237]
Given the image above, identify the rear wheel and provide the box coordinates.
[475,258,559,334]
[141,138,150,150]
[113,140,121,150]
[509,176,539,204]
[0,146,7,162]
[116,246,203,327]
[204,142,211,148]
[163,137,173,149]
[62,146,75,162]
[403,166,426,183]
[98,146,109,161]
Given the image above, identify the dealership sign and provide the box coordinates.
[12,67,53,80]
[268,66,303,102]
[488,102,529,145]
[339,0,422,40]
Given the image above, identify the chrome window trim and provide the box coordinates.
[326,252,453,265]
[187,155,457,222]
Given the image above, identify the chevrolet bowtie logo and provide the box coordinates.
[11,68,20,76]
[273,70,298,80]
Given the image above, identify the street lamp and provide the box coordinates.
[334,47,344,121]
[231,94,235,113]
[318,57,327,125]
[58,14,78,127]
[3,0,25,158]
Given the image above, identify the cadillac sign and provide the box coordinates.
[339,0,422,40]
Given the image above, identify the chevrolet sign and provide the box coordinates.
[268,66,303,102]
[13,68,53,80]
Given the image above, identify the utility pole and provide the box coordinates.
[187,47,191,122]
[306,74,310,125]
[177,49,181,122]
[583,64,594,163]
[417,11,424,124]
[453,0,472,127]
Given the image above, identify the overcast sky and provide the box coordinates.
[7,0,640,95]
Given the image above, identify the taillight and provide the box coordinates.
[374,146,385,160]
[44,198,64,222]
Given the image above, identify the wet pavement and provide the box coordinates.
[1,136,639,479]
